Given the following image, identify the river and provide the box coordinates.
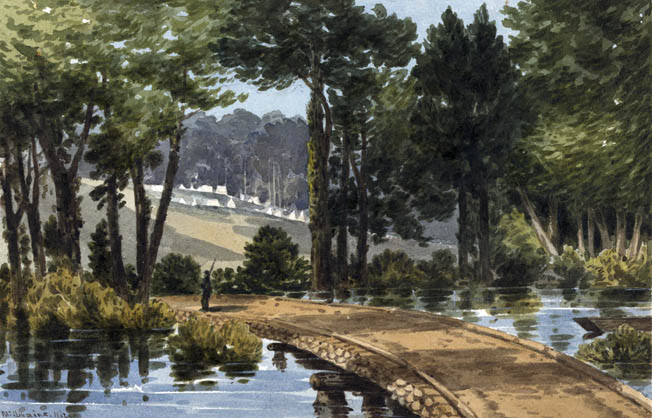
[0,286,649,417]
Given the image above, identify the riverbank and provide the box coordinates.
[162,294,652,418]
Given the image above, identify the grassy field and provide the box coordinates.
[1,179,456,271]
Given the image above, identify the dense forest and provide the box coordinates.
[0,0,650,323]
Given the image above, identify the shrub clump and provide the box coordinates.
[25,269,175,333]
[492,209,548,287]
[549,246,592,288]
[576,324,652,379]
[152,253,201,295]
[367,249,425,289]
[214,226,310,294]
[583,248,652,289]
[167,315,262,364]
[417,249,458,288]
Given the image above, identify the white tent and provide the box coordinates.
[288,210,298,221]
[197,185,213,193]
[273,208,283,217]
[205,199,221,207]
[215,185,228,195]
[298,210,308,222]
[226,197,237,209]
[265,207,274,215]
[178,185,188,191]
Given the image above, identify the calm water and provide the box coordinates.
[315,286,652,399]
[0,328,415,418]
[1,287,650,417]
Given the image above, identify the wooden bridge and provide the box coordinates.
[162,294,652,418]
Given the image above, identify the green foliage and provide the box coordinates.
[584,249,652,289]
[492,210,547,286]
[152,253,201,296]
[216,226,310,294]
[416,249,458,288]
[24,269,175,333]
[550,246,592,288]
[576,325,652,379]
[43,215,68,271]
[167,315,262,365]
[367,249,425,289]
[120,300,176,330]
[88,220,112,287]
[18,225,31,273]
[212,267,239,294]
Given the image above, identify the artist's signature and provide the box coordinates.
[0,409,68,418]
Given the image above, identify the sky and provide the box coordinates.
[208,0,513,120]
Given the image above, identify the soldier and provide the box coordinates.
[201,270,212,311]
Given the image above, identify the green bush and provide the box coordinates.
[550,245,593,288]
[367,249,426,289]
[152,253,201,295]
[576,324,651,379]
[583,248,652,289]
[493,209,548,286]
[167,315,262,364]
[25,269,175,333]
[417,249,458,288]
[120,300,176,330]
[215,226,310,294]
[87,220,113,288]
[212,267,240,294]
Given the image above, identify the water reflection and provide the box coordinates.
[303,285,651,399]
[267,343,417,418]
[0,324,417,417]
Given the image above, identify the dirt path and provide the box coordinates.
[162,294,652,418]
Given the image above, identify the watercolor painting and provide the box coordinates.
[0,0,650,417]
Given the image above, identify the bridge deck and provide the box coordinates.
[162,294,652,418]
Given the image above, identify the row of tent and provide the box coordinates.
[144,183,308,222]
[168,193,309,223]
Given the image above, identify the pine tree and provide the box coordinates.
[88,220,112,288]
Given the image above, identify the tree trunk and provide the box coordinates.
[139,125,183,304]
[594,208,612,250]
[0,148,24,306]
[587,209,595,258]
[130,162,150,286]
[29,138,46,276]
[547,195,560,252]
[627,208,643,259]
[307,91,332,291]
[356,130,369,287]
[518,187,559,256]
[106,175,127,299]
[637,233,649,259]
[17,138,46,278]
[478,177,491,283]
[34,103,94,269]
[336,132,350,288]
[458,178,470,278]
[576,213,585,256]
[615,210,626,257]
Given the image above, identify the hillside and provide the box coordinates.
[0,179,456,272]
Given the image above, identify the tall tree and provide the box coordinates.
[504,0,652,258]
[99,0,239,303]
[411,6,522,282]
[215,1,417,290]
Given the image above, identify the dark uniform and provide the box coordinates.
[201,270,212,311]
